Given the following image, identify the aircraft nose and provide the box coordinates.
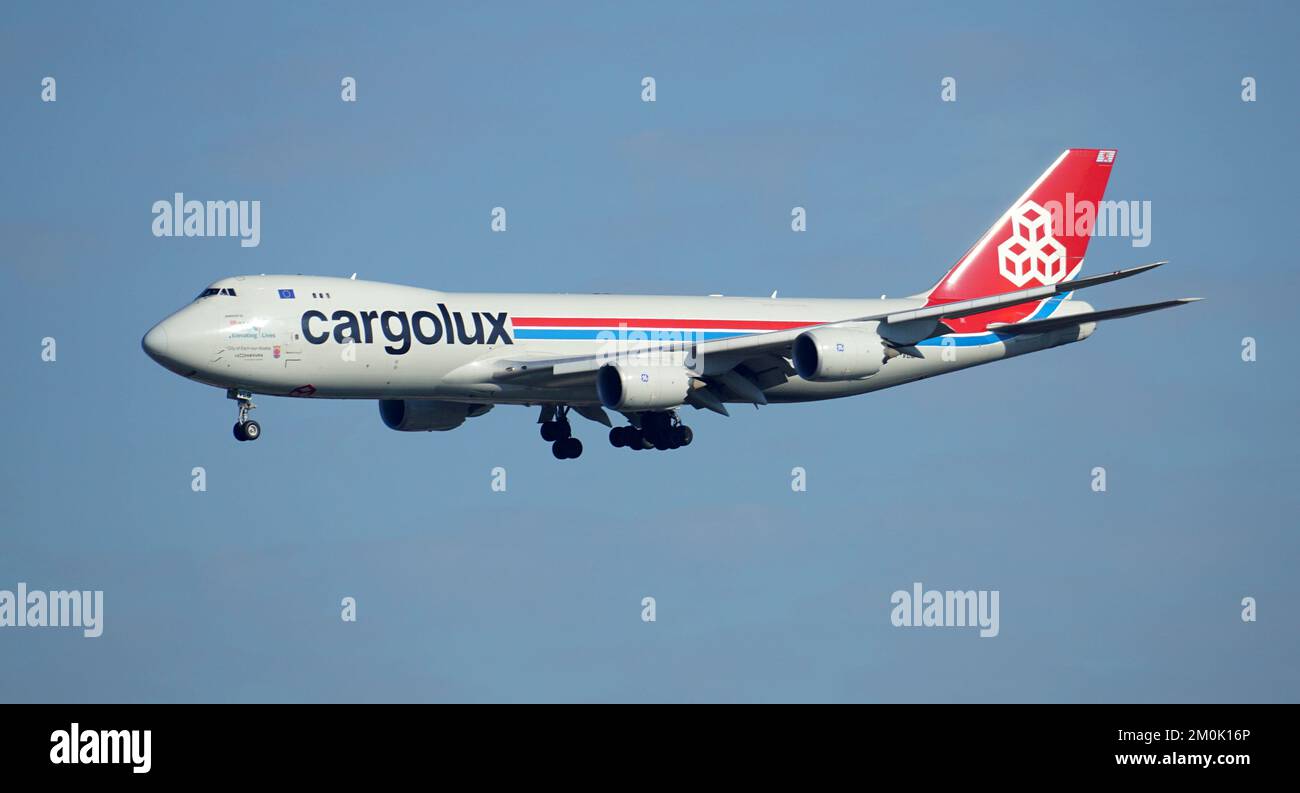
[142,323,169,361]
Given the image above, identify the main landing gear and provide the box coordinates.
[228,388,262,442]
[540,405,583,460]
[609,411,693,452]
[537,406,693,459]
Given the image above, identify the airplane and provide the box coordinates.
[142,148,1197,460]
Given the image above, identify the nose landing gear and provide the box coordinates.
[228,388,262,442]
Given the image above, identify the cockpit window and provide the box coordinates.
[195,287,237,300]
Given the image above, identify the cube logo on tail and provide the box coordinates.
[924,148,1116,332]
[997,200,1068,287]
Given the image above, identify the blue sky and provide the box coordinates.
[2,1,1297,702]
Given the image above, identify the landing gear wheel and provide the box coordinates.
[233,422,247,441]
[241,420,261,441]
[540,419,572,442]
[609,427,627,448]
[630,412,693,451]
[552,437,583,459]
[639,412,673,450]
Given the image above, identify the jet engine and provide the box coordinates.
[378,399,492,431]
[792,327,890,381]
[596,364,691,411]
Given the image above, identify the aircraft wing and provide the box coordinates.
[490,261,1170,383]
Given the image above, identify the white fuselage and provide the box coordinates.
[142,275,1094,407]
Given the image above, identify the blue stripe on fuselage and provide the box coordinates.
[513,329,752,341]
[511,292,1071,347]
[914,292,1070,347]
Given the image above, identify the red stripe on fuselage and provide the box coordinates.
[510,317,817,330]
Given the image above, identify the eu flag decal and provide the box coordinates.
[278,289,295,299]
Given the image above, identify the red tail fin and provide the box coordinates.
[927,149,1116,310]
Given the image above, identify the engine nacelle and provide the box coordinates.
[378,399,492,432]
[596,364,691,411]
[792,327,889,381]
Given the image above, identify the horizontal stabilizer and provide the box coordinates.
[887,261,1167,325]
[996,298,1201,336]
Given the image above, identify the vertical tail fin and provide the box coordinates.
[926,149,1117,306]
